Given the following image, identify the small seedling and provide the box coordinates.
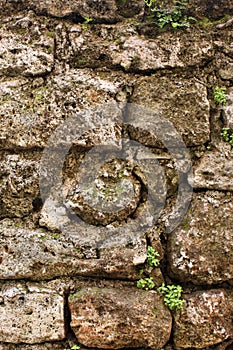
[82,17,93,31]
[137,277,155,290]
[221,127,233,147]
[64,345,80,350]
[144,0,196,29]
[157,283,184,310]
[214,86,227,105]
[147,246,160,267]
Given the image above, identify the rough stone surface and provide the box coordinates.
[0,0,233,349]
[0,219,154,280]
[0,152,40,218]
[168,192,233,284]
[0,282,65,344]
[0,13,54,77]
[173,290,233,348]
[61,24,214,72]
[0,70,129,149]
[189,0,233,18]
[129,75,210,147]
[194,147,233,190]
[69,287,172,349]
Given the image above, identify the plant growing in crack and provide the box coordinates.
[137,277,155,290]
[144,0,196,29]
[214,86,227,105]
[136,246,160,290]
[64,345,80,350]
[157,283,184,310]
[221,127,233,147]
[82,17,93,31]
[146,245,160,267]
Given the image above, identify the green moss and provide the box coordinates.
[45,31,54,38]
[181,214,190,231]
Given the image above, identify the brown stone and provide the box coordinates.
[168,192,233,284]
[129,75,210,147]
[173,289,233,348]
[69,287,172,349]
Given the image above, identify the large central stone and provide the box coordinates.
[65,158,144,226]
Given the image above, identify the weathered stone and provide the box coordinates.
[28,0,119,23]
[194,148,233,190]
[216,55,233,80]
[214,30,233,58]
[173,290,233,348]
[129,75,210,147]
[0,219,152,280]
[64,23,214,71]
[0,152,40,218]
[189,0,233,19]
[0,343,68,350]
[0,282,65,344]
[28,0,145,21]
[69,287,172,349]
[168,191,233,284]
[223,87,233,128]
[0,70,129,149]
[0,13,54,77]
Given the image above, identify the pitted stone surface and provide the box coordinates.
[60,23,214,71]
[129,75,210,147]
[194,147,233,190]
[0,219,150,280]
[173,290,233,349]
[168,192,233,284]
[69,287,172,349]
[0,14,54,77]
[0,70,129,149]
[0,282,65,344]
[0,152,40,218]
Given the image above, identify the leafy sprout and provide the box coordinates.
[157,283,184,310]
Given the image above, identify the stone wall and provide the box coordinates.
[0,0,233,349]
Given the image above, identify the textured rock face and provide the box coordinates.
[129,75,210,147]
[168,192,233,284]
[0,13,54,77]
[1,0,233,349]
[0,69,130,149]
[173,290,233,348]
[0,219,150,280]
[69,287,172,349]
[194,147,233,190]
[0,282,65,343]
[0,152,40,218]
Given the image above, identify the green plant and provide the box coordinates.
[221,127,233,147]
[214,86,227,105]
[82,17,93,30]
[144,0,196,29]
[64,345,80,350]
[146,246,160,267]
[157,283,184,310]
[137,277,155,290]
